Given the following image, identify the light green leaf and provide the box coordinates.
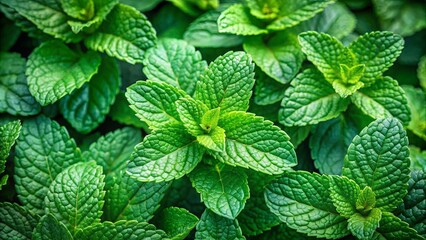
[279,68,349,126]
[246,0,280,20]
[195,209,245,240]
[0,52,41,116]
[153,207,199,240]
[126,124,204,182]
[60,57,120,133]
[196,126,225,152]
[265,171,350,239]
[375,212,424,240]
[14,115,81,215]
[26,40,101,106]
[189,164,249,219]
[0,120,21,188]
[61,0,95,21]
[74,220,167,239]
[218,4,268,36]
[84,4,156,64]
[342,118,410,212]
[0,202,39,240]
[402,85,426,140]
[254,69,287,105]
[176,98,208,136]
[243,31,304,84]
[195,51,255,114]
[351,77,411,126]
[348,208,382,240]
[201,107,221,132]
[32,214,73,240]
[349,31,404,86]
[213,111,296,174]
[419,56,426,90]
[45,161,105,235]
[356,186,377,214]
[143,38,207,95]
[126,81,189,129]
[329,176,360,218]
[109,92,147,129]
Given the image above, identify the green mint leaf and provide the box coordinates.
[213,111,296,174]
[104,172,170,222]
[195,51,255,114]
[0,202,39,240]
[175,98,208,136]
[109,92,147,128]
[196,126,225,152]
[26,40,101,106]
[375,212,424,240]
[15,115,81,214]
[218,4,268,36]
[254,70,287,105]
[339,64,365,85]
[243,31,304,84]
[309,116,357,174]
[74,220,167,239]
[403,85,426,140]
[195,209,245,240]
[284,125,312,148]
[126,124,204,182]
[184,8,244,48]
[59,57,120,133]
[153,207,199,240]
[32,214,73,240]
[279,68,349,126]
[189,164,249,219]
[329,176,360,218]
[143,38,207,96]
[0,120,21,188]
[265,171,350,239]
[342,118,410,212]
[349,31,404,86]
[409,146,426,171]
[60,0,95,21]
[45,161,105,235]
[246,0,280,20]
[351,77,411,126]
[348,208,382,240]
[84,4,156,64]
[419,56,426,90]
[356,187,377,215]
[126,81,188,129]
[0,17,21,51]
[201,107,221,132]
[0,52,41,116]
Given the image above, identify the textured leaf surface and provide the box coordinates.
[84,4,156,64]
[175,98,208,136]
[14,115,81,214]
[195,51,255,114]
[403,86,426,140]
[279,68,349,126]
[254,70,287,105]
[213,111,296,174]
[32,214,73,240]
[143,38,207,95]
[348,208,382,240]
[195,209,245,240]
[154,207,199,240]
[375,212,423,240]
[342,118,410,212]
[127,125,204,182]
[0,202,39,240]
[218,4,267,36]
[329,176,360,218]
[45,161,105,235]
[265,171,349,239]
[189,164,249,219]
[26,41,101,106]
[0,120,21,179]
[0,52,40,115]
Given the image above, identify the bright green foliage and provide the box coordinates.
[26,41,101,106]
[402,85,426,140]
[329,176,360,218]
[0,202,39,240]
[419,56,426,90]
[409,146,426,171]
[143,38,207,95]
[217,4,268,36]
[348,208,382,240]
[195,209,245,240]
[45,161,105,235]
[0,120,21,188]
[176,98,209,136]
[32,214,73,240]
[84,4,156,64]
[74,220,167,239]
[375,212,424,240]
[189,163,249,219]
[356,187,377,215]
[59,57,121,133]
[196,126,225,152]
[14,115,81,215]
[153,207,199,240]
[61,0,95,21]
[253,70,287,105]
[0,52,41,116]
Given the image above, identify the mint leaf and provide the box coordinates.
[342,118,410,212]
[60,0,95,21]
[74,220,167,239]
[0,120,21,188]
[349,31,404,86]
[218,4,268,36]
[84,4,156,64]
[0,52,41,116]
[351,77,411,126]
[143,38,207,96]
[26,40,101,106]
[409,146,426,171]
[196,126,225,152]
[195,209,245,240]
[245,0,280,20]
[243,31,304,84]
[59,57,120,133]
[15,115,81,214]
[254,70,287,105]
[213,111,296,175]
[419,56,426,90]
[0,202,39,240]
[329,176,360,218]
[403,85,426,140]
[348,208,382,240]
[0,17,21,51]
[126,81,188,129]
[195,51,255,114]
[32,214,73,240]
[375,212,423,240]
[153,207,199,240]
[279,68,349,126]
[175,98,208,136]
[356,187,377,214]
[45,161,105,235]
[189,164,249,219]
[126,124,204,182]
[265,171,350,239]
